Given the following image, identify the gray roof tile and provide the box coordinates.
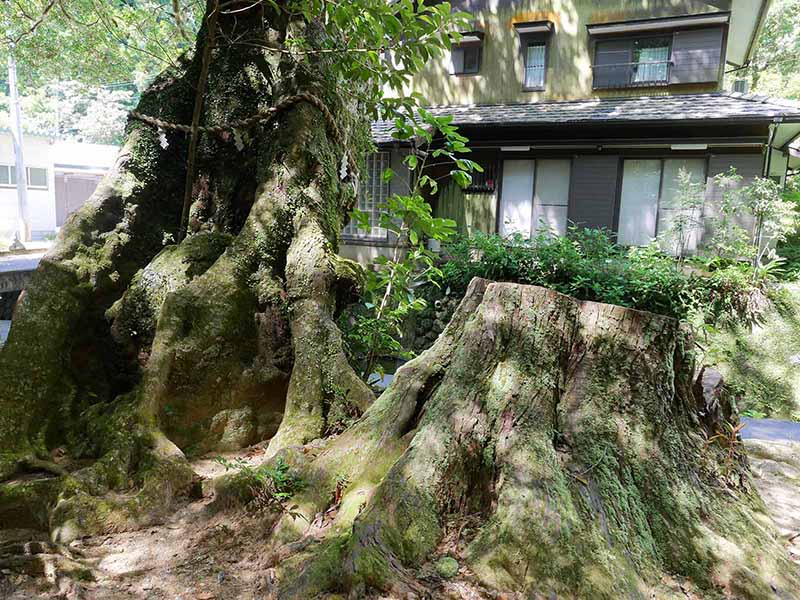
[371,92,800,144]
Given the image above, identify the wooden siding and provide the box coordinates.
[436,182,497,235]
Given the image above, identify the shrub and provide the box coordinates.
[439,227,771,326]
[215,456,304,515]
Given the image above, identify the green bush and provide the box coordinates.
[776,178,800,277]
[440,227,771,326]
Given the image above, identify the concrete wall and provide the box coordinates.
[0,134,55,239]
[399,0,726,106]
[0,132,117,241]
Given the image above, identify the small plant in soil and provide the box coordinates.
[214,456,304,517]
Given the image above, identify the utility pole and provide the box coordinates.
[7,51,30,245]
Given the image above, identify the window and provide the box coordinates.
[617,157,707,250]
[524,43,547,89]
[532,159,570,236]
[0,165,48,189]
[343,152,390,241]
[450,34,483,75]
[515,21,552,91]
[632,37,670,83]
[618,160,662,246]
[27,167,48,189]
[594,35,671,88]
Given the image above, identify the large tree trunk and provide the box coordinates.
[0,1,371,537]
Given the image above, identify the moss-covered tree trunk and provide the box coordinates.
[0,0,371,536]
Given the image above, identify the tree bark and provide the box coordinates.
[261,279,798,599]
[0,0,372,537]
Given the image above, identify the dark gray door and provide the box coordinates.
[55,173,104,227]
[568,156,620,231]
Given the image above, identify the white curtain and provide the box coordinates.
[618,160,661,246]
[525,44,546,88]
[633,46,669,82]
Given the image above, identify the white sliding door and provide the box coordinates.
[533,159,570,236]
[499,159,535,238]
[658,158,707,253]
[618,159,661,246]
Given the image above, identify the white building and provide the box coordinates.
[0,131,118,242]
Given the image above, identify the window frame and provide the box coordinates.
[450,32,484,77]
[522,40,548,91]
[342,151,392,243]
[515,22,553,92]
[0,164,49,190]
[26,167,49,190]
[591,32,674,90]
[615,155,709,248]
[0,165,12,187]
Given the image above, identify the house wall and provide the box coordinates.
[0,133,117,242]
[340,148,413,262]
[432,148,767,251]
[0,134,56,240]
[400,0,727,106]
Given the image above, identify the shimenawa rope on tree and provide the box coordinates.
[129,92,359,175]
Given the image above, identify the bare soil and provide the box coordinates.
[2,440,800,600]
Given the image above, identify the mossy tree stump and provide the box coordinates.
[262,279,797,598]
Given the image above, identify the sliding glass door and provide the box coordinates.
[618,157,707,250]
[618,159,661,246]
[499,159,535,237]
[533,160,570,236]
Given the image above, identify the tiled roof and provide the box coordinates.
[371,93,800,144]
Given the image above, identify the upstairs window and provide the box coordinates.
[524,43,547,89]
[632,37,671,83]
[594,35,672,89]
[515,21,553,91]
[589,14,728,90]
[450,32,483,76]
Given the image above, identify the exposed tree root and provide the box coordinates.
[0,0,371,552]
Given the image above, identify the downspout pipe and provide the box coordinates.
[763,119,779,178]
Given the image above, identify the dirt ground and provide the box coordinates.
[2,440,799,600]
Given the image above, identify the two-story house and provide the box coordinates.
[342,0,800,261]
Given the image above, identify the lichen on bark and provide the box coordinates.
[0,1,372,539]
[261,279,799,599]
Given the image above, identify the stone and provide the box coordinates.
[210,407,256,451]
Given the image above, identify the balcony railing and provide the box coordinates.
[592,60,672,90]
